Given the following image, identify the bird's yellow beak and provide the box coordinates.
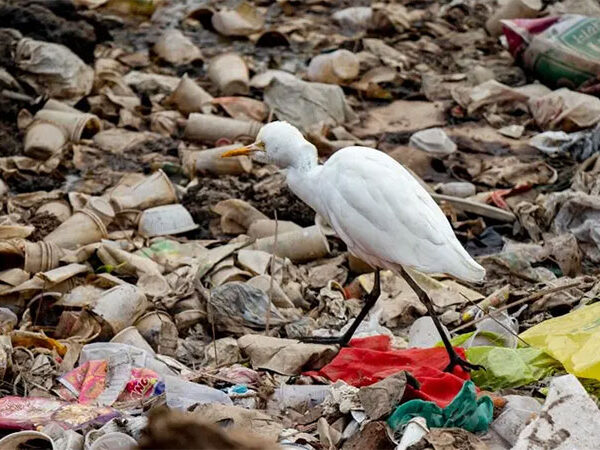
[221,141,265,158]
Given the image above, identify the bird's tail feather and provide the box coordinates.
[448,242,485,283]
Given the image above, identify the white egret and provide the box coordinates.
[222,121,485,372]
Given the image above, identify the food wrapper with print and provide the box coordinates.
[58,360,163,405]
[503,15,600,88]
[0,396,119,430]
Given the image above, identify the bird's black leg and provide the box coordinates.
[398,267,484,373]
[300,269,381,346]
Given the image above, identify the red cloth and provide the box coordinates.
[305,335,471,407]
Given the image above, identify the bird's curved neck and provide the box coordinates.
[286,161,323,217]
[289,142,318,172]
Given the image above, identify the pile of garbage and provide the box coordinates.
[1,0,600,448]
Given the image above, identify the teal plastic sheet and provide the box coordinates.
[388,380,493,433]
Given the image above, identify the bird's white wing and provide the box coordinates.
[318,147,484,281]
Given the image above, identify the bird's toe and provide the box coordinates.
[444,356,485,373]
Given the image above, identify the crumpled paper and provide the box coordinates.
[237,334,337,375]
[264,76,356,131]
[15,38,94,103]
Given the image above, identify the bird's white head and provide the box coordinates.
[221,121,318,171]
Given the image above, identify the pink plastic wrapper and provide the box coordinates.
[0,396,119,430]
[118,367,161,402]
[57,360,162,405]
[58,360,107,404]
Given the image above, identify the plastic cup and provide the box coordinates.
[252,225,330,263]
[44,199,114,250]
[92,284,149,335]
[86,197,116,226]
[137,204,198,237]
[24,121,67,160]
[213,199,268,233]
[35,109,102,141]
[135,310,178,355]
[110,326,155,354]
[23,241,63,274]
[43,98,81,113]
[485,0,543,36]
[36,201,72,223]
[0,430,56,449]
[110,170,178,212]
[184,113,262,145]
[181,145,253,178]
[165,75,213,115]
[247,219,302,238]
[307,49,360,84]
[89,432,137,450]
[207,52,249,95]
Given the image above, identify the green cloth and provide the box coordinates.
[387,381,493,433]
[466,346,561,391]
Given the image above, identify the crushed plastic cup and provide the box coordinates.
[138,204,198,237]
[213,199,268,234]
[44,198,115,250]
[43,98,82,114]
[207,52,249,95]
[153,29,201,65]
[0,308,18,334]
[396,417,428,450]
[408,316,447,348]
[86,197,116,226]
[164,375,233,410]
[247,219,302,238]
[307,49,360,85]
[0,430,56,449]
[35,109,102,142]
[409,128,457,155]
[180,145,252,177]
[211,2,264,37]
[36,200,72,223]
[267,384,331,414]
[252,225,330,263]
[134,311,178,355]
[184,113,262,145]
[0,239,63,274]
[485,0,542,36]
[110,326,155,354]
[24,120,68,160]
[92,284,149,335]
[22,240,63,273]
[463,310,519,349]
[165,74,213,115]
[438,182,476,198]
[88,432,137,450]
[110,170,178,212]
[332,6,373,32]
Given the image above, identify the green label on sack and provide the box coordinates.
[534,53,596,88]
[559,18,600,60]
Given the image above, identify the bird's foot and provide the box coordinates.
[444,354,485,373]
[298,335,347,346]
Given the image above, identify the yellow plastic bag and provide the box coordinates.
[520,302,600,380]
